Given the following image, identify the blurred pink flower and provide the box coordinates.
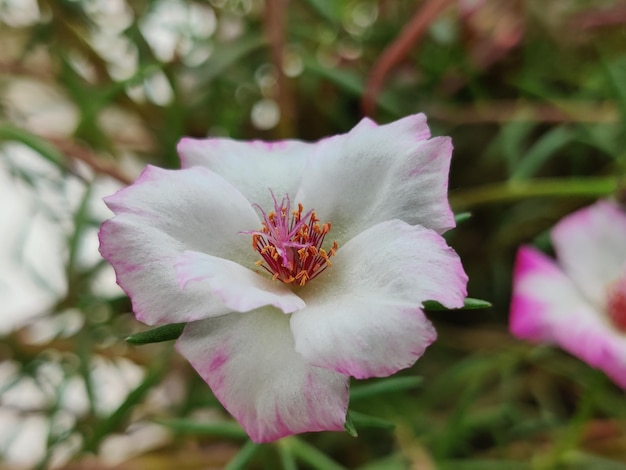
[510,200,626,387]
[99,114,468,442]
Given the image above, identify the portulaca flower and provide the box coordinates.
[99,114,468,442]
[510,200,626,388]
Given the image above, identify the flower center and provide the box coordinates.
[607,276,626,332]
[244,193,338,287]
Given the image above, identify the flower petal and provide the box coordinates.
[99,165,261,325]
[177,137,312,209]
[176,309,350,443]
[295,114,455,244]
[291,220,467,379]
[175,250,305,314]
[551,200,626,307]
[511,246,626,388]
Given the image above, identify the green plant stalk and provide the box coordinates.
[450,177,618,210]
[0,125,68,170]
[277,440,298,470]
[224,440,261,470]
[537,371,605,469]
[82,353,168,453]
[284,437,347,470]
[67,183,93,282]
[350,376,423,401]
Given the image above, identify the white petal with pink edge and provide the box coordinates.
[175,250,305,314]
[175,309,350,443]
[177,137,312,210]
[290,219,467,379]
[551,200,626,307]
[99,165,261,325]
[510,246,626,389]
[294,114,455,244]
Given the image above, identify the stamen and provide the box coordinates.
[242,192,338,286]
[607,276,626,332]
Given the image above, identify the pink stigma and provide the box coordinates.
[607,276,626,332]
[243,192,338,287]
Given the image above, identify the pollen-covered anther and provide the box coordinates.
[243,193,338,286]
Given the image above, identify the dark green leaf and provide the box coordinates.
[126,323,185,344]
[454,212,472,224]
[347,411,395,430]
[511,126,575,180]
[351,376,423,401]
[301,0,342,25]
[0,125,69,172]
[423,298,492,311]
[286,437,347,470]
[224,440,261,470]
[83,355,167,452]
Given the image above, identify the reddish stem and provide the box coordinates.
[362,0,456,118]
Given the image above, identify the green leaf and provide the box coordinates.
[196,34,267,84]
[303,59,398,114]
[454,212,472,224]
[126,323,185,344]
[224,440,261,470]
[602,54,626,121]
[357,453,408,470]
[423,298,492,311]
[344,412,358,437]
[511,126,575,180]
[67,182,93,279]
[277,440,299,470]
[437,459,530,470]
[83,355,167,452]
[348,411,395,430]
[284,437,347,470]
[301,0,342,25]
[0,124,69,172]
[350,376,423,401]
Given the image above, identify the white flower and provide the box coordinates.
[99,114,468,442]
[511,200,626,388]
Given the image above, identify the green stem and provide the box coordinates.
[82,352,168,453]
[536,370,604,469]
[277,439,298,470]
[224,440,261,470]
[284,437,347,470]
[449,177,618,210]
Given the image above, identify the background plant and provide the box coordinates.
[1,0,625,468]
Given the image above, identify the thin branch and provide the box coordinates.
[362,0,456,117]
[46,136,135,185]
[0,61,56,82]
[570,4,626,30]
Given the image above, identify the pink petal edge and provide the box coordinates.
[511,245,626,389]
[291,220,466,379]
[98,165,260,325]
[551,200,626,306]
[175,311,350,442]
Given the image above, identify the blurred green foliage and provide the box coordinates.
[1,0,625,468]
